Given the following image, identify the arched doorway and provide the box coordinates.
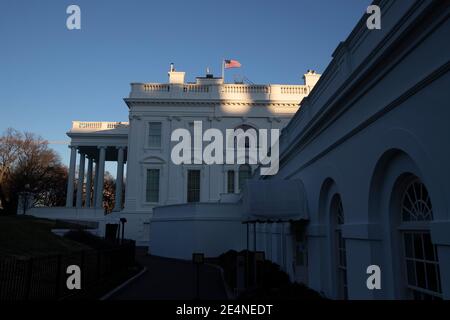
[392,174,442,299]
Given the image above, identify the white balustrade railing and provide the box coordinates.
[221,85,270,94]
[143,84,170,92]
[71,121,129,132]
[183,84,209,93]
[129,83,309,102]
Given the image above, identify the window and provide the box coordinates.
[399,177,442,300]
[401,178,433,222]
[233,124,258,149]
[331,194,347,299]
[227,170,235,193]
[187,170,200,203]
[189,121,202,163]
[148,122,162,148]
[145,169,160,203]
[238,164,251,192]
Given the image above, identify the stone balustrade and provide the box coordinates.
[71,121,129,133]
[129,83,309,102]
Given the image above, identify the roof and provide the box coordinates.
[243,179,309,220]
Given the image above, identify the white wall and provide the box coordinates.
[148,202,246,259]
[255,0,450,300]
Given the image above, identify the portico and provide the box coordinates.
[65,121,129,212]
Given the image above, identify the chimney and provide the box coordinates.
[168,63,185,84]
[303,70,321,89]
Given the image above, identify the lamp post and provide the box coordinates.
[22,184,31,215]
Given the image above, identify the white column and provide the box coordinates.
[66,146,77,207]
[93,159,99,207]
[76,152,86,209]
[114,147,125,212]
[234,168,239,194]
[95,146,106,209]
[85,157,93,208]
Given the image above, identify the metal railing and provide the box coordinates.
[0,241,135,300]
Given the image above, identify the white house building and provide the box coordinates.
[145,0,450,300]
[28,0,449,300]
[28,66,318,244]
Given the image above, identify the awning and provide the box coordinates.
[242,179,309,220]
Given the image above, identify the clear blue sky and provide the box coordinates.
[0,0,371,167]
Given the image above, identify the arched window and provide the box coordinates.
[234,124,258,149]
[331,194,347,299]
[398,176,442,299]
[238,164,252,191]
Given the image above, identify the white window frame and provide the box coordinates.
[146,121,163,150]
[182,165,203,203]
[397,177,442,300]
[142,165,162,205]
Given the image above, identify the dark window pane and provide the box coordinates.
[422,233,435,261]
[401,179,433,222]
[406,260,416,286]
[146,169,159,202]
[413,234,424,259]
[425,263,438,292]
[187,170,200,203]
[402,210,411,222]
[227,171,235,193]
[148,122,162,148]
[416,262,426,289]
[436,264,442,293]
[238,165,251,191]
[404,233,414,258]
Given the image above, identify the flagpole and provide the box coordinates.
[221,59,225,83]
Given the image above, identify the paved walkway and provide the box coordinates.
[110,249,228,300]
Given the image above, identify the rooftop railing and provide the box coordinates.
[70,121,129,132]
[129,83,309,102]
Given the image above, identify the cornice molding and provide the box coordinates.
[125,98,299,108]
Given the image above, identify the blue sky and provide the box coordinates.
[0,0,371,168]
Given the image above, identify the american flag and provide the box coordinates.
[224,59,242,69]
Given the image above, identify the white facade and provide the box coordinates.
[243,0,450,300]
[121,70,316,244]
[27,0,449,300]
[143,0,450,300]
[29,68,317,246]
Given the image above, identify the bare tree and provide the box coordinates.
[102,171,116,214]
[0,128,22,209]
[0,128,68,214]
